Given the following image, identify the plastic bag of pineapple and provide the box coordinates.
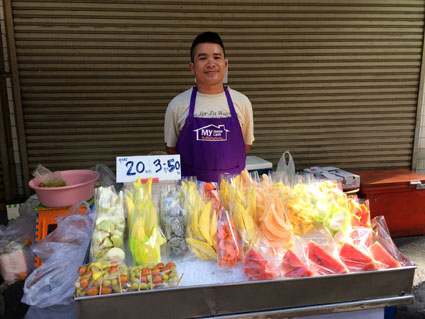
[126,178,166,268]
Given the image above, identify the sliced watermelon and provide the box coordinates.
[244,249,279,281]
[307,241,349,275]
[282,249,313,278]
[370,242,401,269]
[339,242,378,271]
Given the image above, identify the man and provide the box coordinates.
[164,31,254,183]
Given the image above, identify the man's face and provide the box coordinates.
[190,43,227,89]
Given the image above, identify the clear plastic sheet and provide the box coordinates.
[21,206,93,308]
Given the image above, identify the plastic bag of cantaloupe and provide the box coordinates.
[255,174,293,251]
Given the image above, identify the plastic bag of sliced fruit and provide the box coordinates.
[127,261,180,292]
[277,191,412,279]
[159,185,188,257]
[91,186,126,263]
[74,260,129,296]
[182,179,218,262]
[126,178,182,291]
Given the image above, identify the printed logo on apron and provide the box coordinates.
[194,124,229,141]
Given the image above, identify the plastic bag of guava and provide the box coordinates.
[91,186,126,263]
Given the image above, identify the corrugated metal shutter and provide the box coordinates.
[7,0,425,175]
[0,166,5,220]
[1,5,13,223]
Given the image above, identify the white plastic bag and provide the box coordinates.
[276,150,296,183]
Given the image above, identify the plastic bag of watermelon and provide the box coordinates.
[242,235,281,281]
[281,236,314,278]
[336,226,379,272]
[369,216,412,269]
[302,226,349,276]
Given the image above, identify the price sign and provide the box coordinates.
[116,155,181,182]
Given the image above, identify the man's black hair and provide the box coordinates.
[190,32,225,63]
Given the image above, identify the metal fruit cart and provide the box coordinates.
[75,265,415,319]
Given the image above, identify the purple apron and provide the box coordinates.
[176,86,246,183]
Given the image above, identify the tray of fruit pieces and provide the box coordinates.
[75,173,415,319]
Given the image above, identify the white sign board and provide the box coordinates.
[116,155,181,183]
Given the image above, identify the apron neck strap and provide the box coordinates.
[189,86,237,118]
[223,86,237,118]
[188,86,198,117]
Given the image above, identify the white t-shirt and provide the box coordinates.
[164,87,254,147]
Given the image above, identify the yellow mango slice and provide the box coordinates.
[186,238,216,260]
[199,202,212,246]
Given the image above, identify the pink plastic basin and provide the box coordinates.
[29,170,99,208]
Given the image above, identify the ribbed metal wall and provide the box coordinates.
[7,0,425,176]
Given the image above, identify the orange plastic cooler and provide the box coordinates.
[355,169,425,237]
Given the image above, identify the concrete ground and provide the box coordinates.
[393,235,425,318]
